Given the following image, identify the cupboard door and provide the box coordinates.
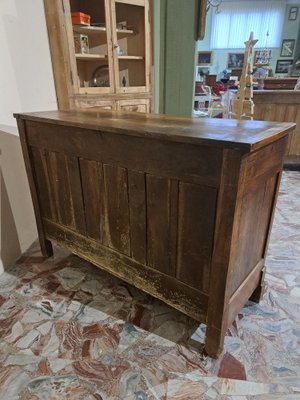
[111,0,151,94]
[66,0,115,95]
[117,99,150,113]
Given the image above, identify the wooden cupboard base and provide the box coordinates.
[15,110,294,359]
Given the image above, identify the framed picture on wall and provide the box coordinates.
[275,59,294,74]
[280,39,295,57]
[197,51,213,65]
[289,6,298,20]
[254,50,271,66]
[227,53,244,69]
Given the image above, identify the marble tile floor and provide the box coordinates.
[0,171,300,400]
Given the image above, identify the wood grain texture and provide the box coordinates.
[15,111,295,152]
[44,219,209,322]
[205,149,243,357]
[16,120,53,257]
[24,120,222,187]
[15,111,292,358]
[79,159,103,241]
[103,164,131,255]
[128,170,147,264]
[176,182,217,294]
[46,151,75,228]
[146,174,171,274]
[254,91,300,156]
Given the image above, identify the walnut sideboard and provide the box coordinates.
[15,111,295,357]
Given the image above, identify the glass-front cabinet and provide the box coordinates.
[44,0,152,111]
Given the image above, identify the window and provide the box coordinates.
[210,1,285,49]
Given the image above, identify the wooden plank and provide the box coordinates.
[227,260,263,328]
[30,147,54,221]
[176,182,217,294]
[43,218,208,322]
[25,121,223,187]
[228,175,277,296]
[79,159,103,241]
[75,54,106,60]
[240,137,287,189]
[22,114,294,153]
[284,105,298,154]
[115,0,145,6]
[169,180,179,277]
[46,151,75,228]
[43,0,74,109]
[103,164,131,255]
[16,119,53,257]
[274,104,287,122]
[128,170,147,264]
[205,149,242,358]
[66,156,86,234]
[146,174,171,274]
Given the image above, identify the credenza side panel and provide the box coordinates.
[226,137,288,327]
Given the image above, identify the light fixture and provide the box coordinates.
[206,0,222,14]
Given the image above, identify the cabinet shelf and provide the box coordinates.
[73,25,107,35]
[118,55,144,60]
[73,26,134,38]
[75,53,106,60]
[116,28,134,38]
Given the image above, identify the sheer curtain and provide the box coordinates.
[210,0,285,49]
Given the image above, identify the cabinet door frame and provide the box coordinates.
[110,0,151,94]
[63,0,116,95]
[44,0,75,109]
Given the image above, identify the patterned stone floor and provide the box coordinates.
[0,171,299,400]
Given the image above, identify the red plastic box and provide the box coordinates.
[71,12,90,26]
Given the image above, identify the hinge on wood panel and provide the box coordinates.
[70,71,74,85]
[61,0,65,13]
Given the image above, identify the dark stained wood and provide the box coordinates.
[30,148,53,220]
[103,164,130,256]
[228,174,278,297]
[79,159,103,241]
[262,78,298,90]
[176,182,217,294]
[15,110,294,358]
[46,151,74,228]
[169,180,179,277]
[15,110,295,152]
[44,219,209,322]
[128,170,147,264]
[16,119,53,257]
[25,120,222,187]
[66,156,86,234]
[205,149,243,357]
[146,175,171,274]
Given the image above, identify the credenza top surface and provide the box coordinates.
[14,110,295,153]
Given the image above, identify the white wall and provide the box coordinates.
[0,0,57,272]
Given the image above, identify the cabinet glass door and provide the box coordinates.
[111,0,150,93]
[69,0,114,94]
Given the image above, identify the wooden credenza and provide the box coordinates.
[254,90,300,156]
[15,111,295,357]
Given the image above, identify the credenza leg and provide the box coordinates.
[204,325,226,359]
[40,238,53,258]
